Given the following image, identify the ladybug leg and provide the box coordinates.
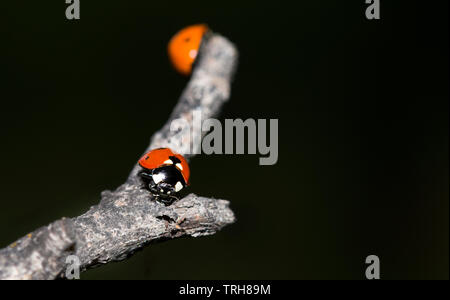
[138,169,153,180]
[138,169,157,191]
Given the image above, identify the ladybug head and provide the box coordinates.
[138,165,186,205]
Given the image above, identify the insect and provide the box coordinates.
[168,24,209,75]
[138,148,190,205]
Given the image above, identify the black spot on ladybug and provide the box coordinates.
[145,156,149,160]
[169,156,181,164]
[184,37,191,42]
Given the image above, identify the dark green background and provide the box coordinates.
[0,1,448,279]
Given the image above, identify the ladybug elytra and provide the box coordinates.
[168,24,209,75]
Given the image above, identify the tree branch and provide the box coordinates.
[0,34,238,280]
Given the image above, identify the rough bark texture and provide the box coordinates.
[0,34,238,280]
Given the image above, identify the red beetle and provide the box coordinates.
[138,148,190,204]
[168,24,209,75]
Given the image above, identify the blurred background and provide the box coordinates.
[0,1,448,279]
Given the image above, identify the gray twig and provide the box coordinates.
[0,34,238,280]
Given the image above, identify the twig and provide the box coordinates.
[0,34,238,280]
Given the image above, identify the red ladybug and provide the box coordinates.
[138,148,190,204]
[168,24,209,75]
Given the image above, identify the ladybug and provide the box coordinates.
[168,24,209,75]
[138,148,190,204]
